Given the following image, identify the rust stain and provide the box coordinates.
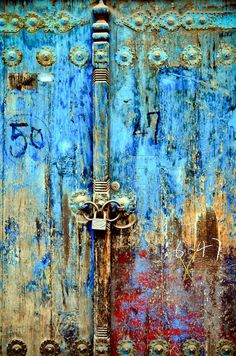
[62,194,71,266]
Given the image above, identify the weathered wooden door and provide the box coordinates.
[0,1,235,355]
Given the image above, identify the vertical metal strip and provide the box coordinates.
[92,1,111,354]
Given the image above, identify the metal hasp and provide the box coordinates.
[69,1,136,353]
[92,0,111,354]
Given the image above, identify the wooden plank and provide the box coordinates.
[0,1,93,353]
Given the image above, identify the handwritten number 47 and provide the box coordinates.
[10,122,44,158]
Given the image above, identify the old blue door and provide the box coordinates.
[0,0,235,355]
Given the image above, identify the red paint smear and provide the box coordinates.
[111,250,206,355]
[139,249,148,258]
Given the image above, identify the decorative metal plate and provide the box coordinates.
[149,339,168,355]
[36,47,56,67]
[71,340,91,355]
[40,340,61,355]
[180,45,202,68]
[69,46,90,67]
[24,12,45,32]
[148,46,168,68]
[0,11,90,33]
[7,339,27,355]
[2,47,22,67]
[216,43,236,66]
[183,339,201,356]
[118,340,135,355]
[115,46,134,66]
[115,11,236,32]
[216,339,236,356]
[8,73,37,91]
[0,13,24,32]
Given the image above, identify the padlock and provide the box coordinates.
[92,211,107,231]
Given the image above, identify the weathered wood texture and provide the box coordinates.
[109,1,236,355]
[0,0,235,355]
[0,1,94,354]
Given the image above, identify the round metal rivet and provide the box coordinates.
[12,345,22,351]
[111,181,120,191]
[0,18,6,26]
[77,344,87,352]
[135,16,143,26]
[217,339,236,355]
[2,47,23,67]
[186,16,193,25]
[149,339,168,355]
[153,52,161,60]
[36,47,56,67]
[121,53,128,61]
[61,16,69,24]
[115,46,134,66]
[29,16,39,25]
[11,18,20,26]
[167,16,175,26]
[71,340,91,355]
[188,345,196,352]
[148,47,168,68]
[40,340,60,355]
[199,16,206,24]
[69,46,89,67]
[7,339,27,355]
[183,339,200,356]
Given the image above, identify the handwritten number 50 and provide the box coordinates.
[10,123,44,158]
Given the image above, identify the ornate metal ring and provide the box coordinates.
[81,201,99,221]
[101,200,121,222]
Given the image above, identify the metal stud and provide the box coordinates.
[36,47,56,67]
[167,16,175,26]
[183,339,200,356]
[56,11,74,33]
[148,46,168,68]
[71,340,91,355]
[185,16,193,25]
[115,47,134,66]
[7,339,27,355]
[161,13,179,30]
[118,340,135,355]
[40,340,61,355]
[25,12,44,32]
[216,339,236,355]
[11,17,20,26]
[199,16,206,25]
[111,181,120,192]
[135,16,143,26]
[0,18,6,27]
[180,45,202,68]
[69,46,89,67]
[149,339,168,355]
[216,43,236,66]
[2,47,22,67]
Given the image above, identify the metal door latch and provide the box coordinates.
[70,190,136,230]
